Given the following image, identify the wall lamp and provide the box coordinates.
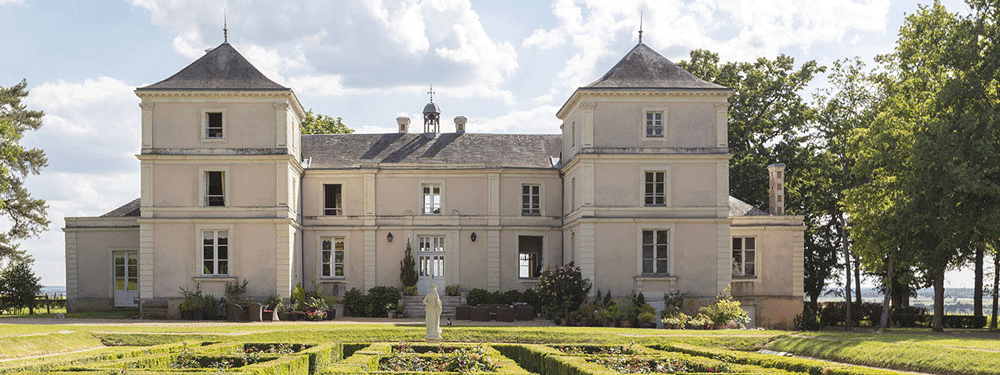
[471,232,477,242]
[387,232,393,242]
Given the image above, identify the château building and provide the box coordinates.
[64,39,804,328]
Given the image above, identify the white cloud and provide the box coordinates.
[470,105,561,134]
[18,78,141,285]
[129,0,519,101]
[525,0,891,97]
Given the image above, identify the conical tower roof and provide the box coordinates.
[581,43,727,91]
[137,43,288,91]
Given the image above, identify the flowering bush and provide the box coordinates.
[536,262,592,319]
[379,345,499,372]
[698,298,749,329]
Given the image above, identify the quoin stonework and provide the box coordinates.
[64,40,805,328]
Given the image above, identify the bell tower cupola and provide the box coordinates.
[423,85,440,134]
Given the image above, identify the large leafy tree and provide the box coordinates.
[0,80,48,261]
[847,1,1000,331]
[679,52,831,301]
[300,109,354,135]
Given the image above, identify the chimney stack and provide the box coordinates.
[396,117,410,133]
[768,163,786,215]
[454,116,467,133]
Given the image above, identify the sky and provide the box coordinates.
[0,0,982,289]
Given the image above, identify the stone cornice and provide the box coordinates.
[134,89,306,119]
[557,88,733,119]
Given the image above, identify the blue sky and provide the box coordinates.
[0,0,979,288]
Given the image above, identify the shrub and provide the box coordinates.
[890,305,930,327]
[343,288,367,317]
[662,291,685,317]
[445,284,461,296]
[224,279,249,304]
[661,312,689,329]
[499,289,523,305]
[178,286,203,312]
[291,283,307,309]
[536,262,592,319]
[402,286,418,296]
[466,288,492,306]
[698,297,749,328]
[0,260,42,314]
[637,311,656,324]
[201,294,219,319]
[794,303,822,331]
[522,288,540,308]
[365,286,401,317]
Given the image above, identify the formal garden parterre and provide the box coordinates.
[0,336,929,375]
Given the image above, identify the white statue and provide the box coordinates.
[423,285,443,340]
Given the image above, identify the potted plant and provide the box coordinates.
[178,286,204,320]
[638,311,656,328]
[395,302,406,318]
[445,284,461,297]
[387,303,398,318]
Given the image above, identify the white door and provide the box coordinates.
[416,236,446,295]
[113,251,139,307]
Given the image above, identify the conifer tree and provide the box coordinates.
[399,240,418,288]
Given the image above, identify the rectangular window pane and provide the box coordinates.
[324,184,342,215]
[642,259,653,274]
[323,264,331,277]
[218,261,228,275]
[206,112,223,138]
[115,266,125,278]
[745,237,755,249]
[204,261,214,275]
[335,265,344,277]
[206,171,225,206]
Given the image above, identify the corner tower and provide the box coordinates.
[134,42,305,317]
[556,42,733,299]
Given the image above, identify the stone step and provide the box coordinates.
[400,296,463,319]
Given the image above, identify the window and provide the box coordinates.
[645,111,663,137]
[205,171,225,207]
[732,237,756,278]
[422,184,441,215]
[641,230,668,274]
[418,236,445,279]
[522,184,540,216]
[321,237,345,278]
[419,236,445,252]
[324,184,342,215]
[206,112,224,139]
[644,171,665,206]
[570,178,576,209]
[202,230,229,275]
[518,236,543,278]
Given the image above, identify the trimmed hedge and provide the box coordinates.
[656,343,912,375]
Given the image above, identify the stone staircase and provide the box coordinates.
[401,295,463,319]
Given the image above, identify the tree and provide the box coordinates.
[300,109,354,134]
[399,240,418,288]
[847,1,1000,331]
[0,80,49,261]
[0,259,42,314]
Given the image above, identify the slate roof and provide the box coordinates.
[729,196,769,217]
[302,133,562,169]
[582,43,729,91]
[101,198,141,217]
[137,43,288,91]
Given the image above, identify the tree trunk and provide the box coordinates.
[854,254,863,303]
[880,260,893,329]
[991,251,998,331]
[842,226,852,331]
[975,247,984,318]
[932,271,945,332]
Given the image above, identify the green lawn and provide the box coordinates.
[0,322,998,375]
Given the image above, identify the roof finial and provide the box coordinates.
[223,8,228,43]
[428,84,436,103]
[638,11,643,43]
